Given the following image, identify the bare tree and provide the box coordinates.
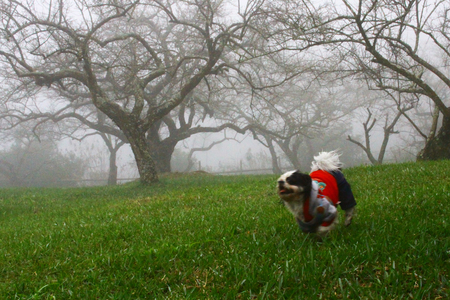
[146,87,253,173]
[348,105,413,165]
[0,0,263,184]
[262,0,450,160]
[222,71,361,171]
[182,134,239,172]
[97,133,125,185]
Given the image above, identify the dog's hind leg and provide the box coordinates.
[344,207,356,226]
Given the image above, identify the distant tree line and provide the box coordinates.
[0,126,85,187]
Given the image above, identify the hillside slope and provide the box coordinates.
[0,161,449,299]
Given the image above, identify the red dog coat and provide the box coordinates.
[302,170,339,227]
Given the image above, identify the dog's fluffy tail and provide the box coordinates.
[311,150,343,172]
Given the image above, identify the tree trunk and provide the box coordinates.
[108,148,118,185]
[146,124,177,174]
[0,160,22,187]
[267,139,282,174]
[285,150,302,170]
[133,145,158,184]
[125,127,159,184]
[99,133,124,186]
[149,142,177,174]
[417,114,450,161]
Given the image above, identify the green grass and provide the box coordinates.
[0,161,449,299]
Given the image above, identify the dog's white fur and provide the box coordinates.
[277,151,354,236]
[311,150,342,172]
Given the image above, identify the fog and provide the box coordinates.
[57,118,414,183]
[0,0,447,186]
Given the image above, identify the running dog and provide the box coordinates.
[277,151,356,236]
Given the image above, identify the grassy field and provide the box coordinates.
[0,161,449,299]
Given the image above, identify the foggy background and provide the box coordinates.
[0,0,446,187]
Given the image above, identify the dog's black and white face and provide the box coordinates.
[277,170,312,202]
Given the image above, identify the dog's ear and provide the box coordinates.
[287,171,312,194]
